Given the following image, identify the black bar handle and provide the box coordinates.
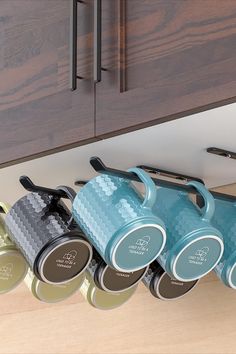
[89,156,236,202]
[94,0,102,83]
[70,0,84,91]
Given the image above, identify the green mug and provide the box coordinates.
[80,272,137,310]
[24,269,85,303]
[0,202,28,294]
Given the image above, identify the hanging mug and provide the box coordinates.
[211,198,236,289]
[72,168,166,272]
[0,202,28,293]
[80,271,137,310]
[143,261,198,300]
[153,181,224,281]
[87,248,148,293]
[25,268,85,303]
[5,186,92,284]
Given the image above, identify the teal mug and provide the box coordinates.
[212,198,236,289]
[72,168,166,272]
[153,181,224,281]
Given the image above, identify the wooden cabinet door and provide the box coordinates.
[96,0,236,137]
[0,0,95,167]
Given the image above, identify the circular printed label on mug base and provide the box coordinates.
[172,235,224,281]
[0,251,27,293]
[39,239,92,284]
[100,265,147,292]
[154,272,198,300]
[112,225,166,272]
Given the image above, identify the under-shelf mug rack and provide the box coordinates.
[74,156,236,203]
[2,150,235,221]
[0,148,235,306]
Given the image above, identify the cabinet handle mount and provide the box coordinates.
[70,0,84,91]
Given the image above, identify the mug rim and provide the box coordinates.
[152,270,199,301]
[90,283,137,310]
[111,223,166,272]
[171,234,224,281]
[228,263,236,289]
[0,249,28,293]
[226,258,236,289]
[96,262,148,293]
[33,272,85,303]
[36,234,92,285]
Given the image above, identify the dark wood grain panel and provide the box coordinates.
[96,0,236,137]
[0,0,96,167]
[0,1,68,111]
[0,87,97,168]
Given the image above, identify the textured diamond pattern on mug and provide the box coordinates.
[154,189,207,251]
[5,193,71,268]
[73,175,146,258]
[212,199,236,278]
[153,186,221,272]
[213,200,236,255]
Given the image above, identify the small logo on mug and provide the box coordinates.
[63,250,78,261]
[188,246,210,265]
[195,247,209,261]
[136,236,151,247]
[128,236,150,256]
[0,263,13,279]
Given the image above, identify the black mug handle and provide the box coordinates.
[19,176,78,228]
[56,185,77,202]
[56,185,78,230]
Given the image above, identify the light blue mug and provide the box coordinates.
[212,198,236,289]
[153,181,224,281]
[72,168,166,272]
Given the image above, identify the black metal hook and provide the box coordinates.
[90,156,139,181]
[89,156,236,202]
[137,165,204,184]
[74,180,88,186]
[89,156,201,192]
[137,164,205,208]
[19,176,69,199]
[207,147,236,160]
[79,158,203,187]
